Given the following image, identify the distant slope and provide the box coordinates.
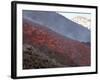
[23,11,90,42]
[23,19,90,69]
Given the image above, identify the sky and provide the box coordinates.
[58,12,91,20]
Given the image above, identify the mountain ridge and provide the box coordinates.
[23,11,90,42]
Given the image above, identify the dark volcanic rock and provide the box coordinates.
[23,44,70,69]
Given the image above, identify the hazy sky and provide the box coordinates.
[58,12,91,20]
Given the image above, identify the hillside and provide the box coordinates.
[23,19,90,69]
[23,11,90,42]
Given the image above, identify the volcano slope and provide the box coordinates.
[23,19,90,69]
[23,11,90,43]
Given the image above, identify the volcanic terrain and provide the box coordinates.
[23,18,90,69]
